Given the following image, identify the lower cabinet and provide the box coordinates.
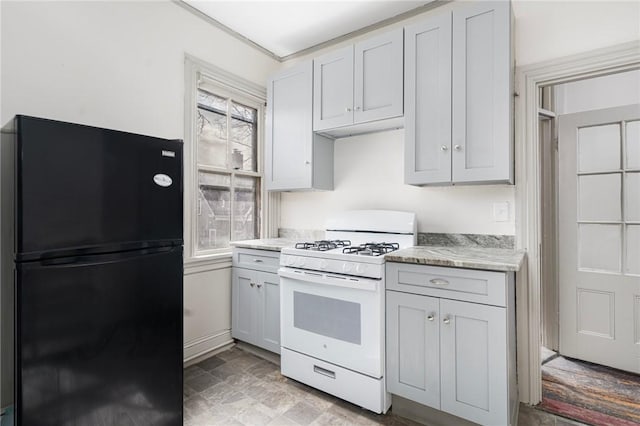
[232,249,281,354]
[386,263,517,425]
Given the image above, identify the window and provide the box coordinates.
[185,57,268,257]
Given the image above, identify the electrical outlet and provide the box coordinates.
[493,202,510,222]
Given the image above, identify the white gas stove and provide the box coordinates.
[278,210,416,414]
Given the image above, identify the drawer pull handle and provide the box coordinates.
[253,259,264,263]
[313,365,336,379]
[430,278,449,286]
[427,314,435,322]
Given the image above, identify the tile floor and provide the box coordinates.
[184,347,588,426]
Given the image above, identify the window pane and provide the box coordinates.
[198,90,227,112]
[231,101,257,172]
[197,172,230,250]
[233,176,259,241]
[197,108,228,168]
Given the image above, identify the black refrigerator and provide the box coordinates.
[8,116,183,425]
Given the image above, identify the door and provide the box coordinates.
[404,13,452,185]
[231,267,259,345]
[258,271,280,353]
[16,116,183,260]
[558,104,640,373]
[279,268,383,378]
[354,29,403,124]
[16,246,183,426]
[440,299,507,426]
[386,291,440,409]
[313,46,354,131]
[265,61,313,191]
[451,2,511,183]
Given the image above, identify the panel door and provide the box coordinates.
[452,2,512,184]
[354,28,403,124]
[313,46,354,131]
[257,271,280,353]
[440,299,507,426]
[265,61,313,191]
[558,105,640,373]
[231,267,259,345]
[404,13,452,185]
[386,291,440,409]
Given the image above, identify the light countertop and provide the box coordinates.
[229,238,296,252]
[385,246,526,272]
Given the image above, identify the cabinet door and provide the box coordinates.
[386,291,440,409]
[440,299,508,425]
[354,29,403,124]
[452,2,512,183]
[266,61,313,190]
[231,268,259,345]
[257,271,280,354]
[313,46,354,131]
[404,13,452,185]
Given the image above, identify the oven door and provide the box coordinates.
[279,267,383,378]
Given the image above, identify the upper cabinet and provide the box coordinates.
[313,29,404,136]
[405,2,514,185]
[265,61,334,191]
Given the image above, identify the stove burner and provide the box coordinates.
[342,242,400,256]
[295,240,351,251]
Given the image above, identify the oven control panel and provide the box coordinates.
[280,254,383,279]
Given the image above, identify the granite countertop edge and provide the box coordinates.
[384,246,527,272]
[229,238,296,252]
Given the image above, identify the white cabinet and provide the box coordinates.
[231,248,281,353]
[265,61,334,191]
[405,2,513,185]
[386,263,517,425]
[313,29,403,135]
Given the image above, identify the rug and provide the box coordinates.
[539,356,640,426]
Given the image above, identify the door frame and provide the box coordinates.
[515,40,640,405]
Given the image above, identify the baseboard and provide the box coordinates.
[183,330,233,364]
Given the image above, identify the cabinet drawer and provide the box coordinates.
[386,263,507,307]
[233,248,280,273]
[281,348,387,414]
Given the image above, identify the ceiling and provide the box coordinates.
[182,1,433,60]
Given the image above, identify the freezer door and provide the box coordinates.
[16,246,183,426]
[15,115,183,260]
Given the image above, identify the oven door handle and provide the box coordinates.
[278,268,378,291]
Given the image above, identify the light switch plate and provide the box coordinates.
[493,202,510,222]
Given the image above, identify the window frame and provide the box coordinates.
[184,55,279,263]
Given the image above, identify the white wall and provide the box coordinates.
[0,0,279,408]
[0,0,279,135]
[512,1,640,67]
[281,130,516,235]
[555,69,640,115]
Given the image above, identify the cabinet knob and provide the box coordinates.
[305,160,310,165]
[443,317,451,325]
[454,144,462,151]
[355,106,361,111]
[256,284,262,289]
[441,145,448,151]
[427,314,435,322]
[250,282,255,287]
[345,107,352,112]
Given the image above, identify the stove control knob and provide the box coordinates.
[297,258,306,267]
[355,264,365,275]
[343,263,353,273]
[285,256,294,266]
[320,260,328,270]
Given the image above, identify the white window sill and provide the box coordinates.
[184,252,232,274]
